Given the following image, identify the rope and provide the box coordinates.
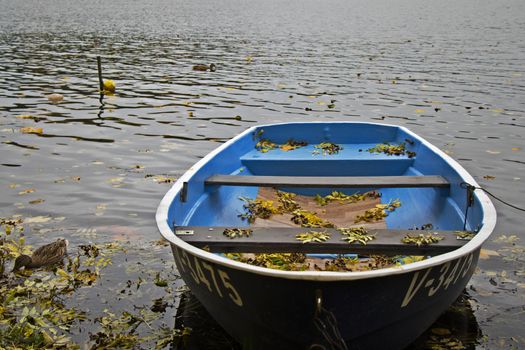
[311,290,349,350]
[312,307,348,350]
[460,182,525,212]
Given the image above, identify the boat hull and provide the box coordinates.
[157,122,496,349]
[171,243,479,349]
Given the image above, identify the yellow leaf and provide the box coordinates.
[512,147,521,151]
[18,188,35,195]
[16,115,34,119]
[56,268,70,279]
[479,248,499,260]
[20,127,43,134]
[491,108,504,113]
[415,109,425,114]
[431,328,452,336]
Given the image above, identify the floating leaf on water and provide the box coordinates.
[313,142,343,155]
[295,231,331,243]
[479,248,500,260]
[483,175,496,180]
[223,228,252,239]
[401,232,443,246]
[18,188,35,195]
[28,199,45,205]
[24,216,51,224]
[493,234,519,244]
[20,127,43,134]
[47,93,64,102]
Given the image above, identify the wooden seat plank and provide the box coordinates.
[174,226,468,256]
[204,175,450,189]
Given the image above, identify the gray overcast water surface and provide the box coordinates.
[1,0,524,348]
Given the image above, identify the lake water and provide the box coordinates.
[0,0,524,348]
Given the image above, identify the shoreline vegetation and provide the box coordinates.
[0,219,189,349]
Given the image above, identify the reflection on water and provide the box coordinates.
[175,290,482,349]
[0,0,524,348]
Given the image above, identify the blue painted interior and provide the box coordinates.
[166,123,485,235]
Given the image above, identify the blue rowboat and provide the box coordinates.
[156,122,496,349]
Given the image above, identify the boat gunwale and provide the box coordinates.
[156,121,497,281]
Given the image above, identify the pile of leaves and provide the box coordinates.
[291,210,335,228]
[255,139,277,153]
[295,231,331,243]
[355,199,401,223]
[254,135,307,153]
[223,228,252,239]
[314,191,380,206]
[224,253,309,271]
[338,227,376,245]
[321,255,397,272]
[238,197,280,223]
[401,232,444,246]
[313,142,343,155]
[280,139,308,151]
[366,142,416,158]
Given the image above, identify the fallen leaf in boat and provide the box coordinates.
[479,249,499,259]
[47,93,64,102]
[24,216,51,223]
[29,199,45,205]
[431,328,452,336]
[483,175,496,180]
[18,188,35,195]
[20,127,43,134]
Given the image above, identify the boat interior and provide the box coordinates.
[166,123,486,259]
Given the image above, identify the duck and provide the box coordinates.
[12,238,68,272]
[192,63,216,72]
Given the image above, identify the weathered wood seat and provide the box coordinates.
[204,175,450,189]
[174,226,468,256]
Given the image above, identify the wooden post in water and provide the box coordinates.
[97,56,104,104]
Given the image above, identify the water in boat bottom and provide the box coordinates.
[174,290,480,349]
